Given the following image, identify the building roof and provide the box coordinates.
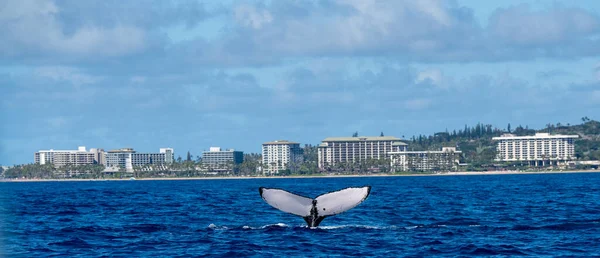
[37,149,89,153]
[203,149,242,153]
[388,150,463,154]
[321,136,402,142]
[263,140,300,145]
[107,148,136,153]
[492,132,579,140]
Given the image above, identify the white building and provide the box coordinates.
[389,147,462,172]
[34,146,104,168]
[104,148,174,172]
[262,140,303,174]
[492,133,578,166]
[202,147,244,173]
[317,136,407,170]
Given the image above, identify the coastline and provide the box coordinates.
[1,169,599,182]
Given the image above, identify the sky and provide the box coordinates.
[1,0,600,165]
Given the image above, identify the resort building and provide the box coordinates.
[104,148,174,172]
[262,140,303,174]
[104,148,135,171]
[389,147,462,172]
[317,136,407,170]
[202,147,244,172]
[492,133,578,166]
[34,146,104,168]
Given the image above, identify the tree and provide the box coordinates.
[186,151,192,162]
[380,132,384,137]
[507,123,511,133]
[352,131,358,137]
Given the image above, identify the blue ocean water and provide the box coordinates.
[1,173,600,257]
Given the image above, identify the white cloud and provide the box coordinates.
[4,1,600,67]
[223,0,473,59]
[415,69,444,86]
[412,0,453,27]
[0,0,58,21]
[57,25,146,56]
[212,1,600,64]
[234,5,273,29]
[488,4,600,45]
[0,0,147,58]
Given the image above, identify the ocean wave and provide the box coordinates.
[318,224,396,230]
[214,223,390,231]
[48,237,91,248]
[127,223,168,233]
[207,223,229,230]
[512,221,600,231]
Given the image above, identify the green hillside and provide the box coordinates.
[406,118,600,170]
[2,118,599,179]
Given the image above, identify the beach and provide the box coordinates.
[2,169,599,182]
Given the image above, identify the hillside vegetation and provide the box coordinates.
[405,118,600,170]
[2,118,599,179]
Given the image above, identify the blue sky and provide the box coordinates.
[1,0,600,165]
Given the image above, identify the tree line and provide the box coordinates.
[2,118,599,179]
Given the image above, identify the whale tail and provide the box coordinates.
[258,186,371,227]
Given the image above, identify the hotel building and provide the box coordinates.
[317,136,407,169]
[492,133,578,166]
[262,140,303,174]
[389,147,462,172]
[104,148,174,172]
[202,147,244,171]
[34,146,104,168]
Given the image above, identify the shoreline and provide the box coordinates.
[1,169,599,182]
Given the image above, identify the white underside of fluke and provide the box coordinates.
[259,186,371,218]
[314,187,371,216]
[259,188,313,217]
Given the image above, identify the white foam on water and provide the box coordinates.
[207,224,228,230]
[318,225,395,230]
[405,224,450,229]
[257,223,289,229]
[239,223,291,230]
[230,224,398,230]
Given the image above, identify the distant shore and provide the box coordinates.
[1,169,599,182]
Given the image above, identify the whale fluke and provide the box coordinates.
[259,186,371,227]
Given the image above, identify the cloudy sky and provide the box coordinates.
[1,0,600,165]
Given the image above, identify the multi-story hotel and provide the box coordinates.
[104,148,174,172]
[492,133,578,166]
[202,147,244,171]
[34,146,104,168]
[389,147,462,172]
[262,140,303,174]
[317,136,407,169]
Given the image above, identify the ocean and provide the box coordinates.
[1,173,600,257]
